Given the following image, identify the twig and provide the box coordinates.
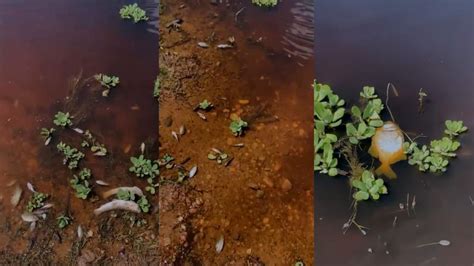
[469,195,474,206]
[234,7,245,23]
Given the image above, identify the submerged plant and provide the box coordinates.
[57,214,72,229]
[53,112,73,127]
[229,118,248,136]
[26,192,48,212]
[57,142,85,169]
[119,3,149,23]
[252,0,278,7]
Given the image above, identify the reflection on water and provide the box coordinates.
[143,0,159,35]
[282,0,315,61]
[315,0,473,265]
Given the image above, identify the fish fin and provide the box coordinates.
[375,163,397,179]
[368,144,378,158]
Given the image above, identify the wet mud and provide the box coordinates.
[158,0,315,264]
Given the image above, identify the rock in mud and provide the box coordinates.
[281,178,292,192]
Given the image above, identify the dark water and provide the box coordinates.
[315,0,473,265]
[0,0,158,252]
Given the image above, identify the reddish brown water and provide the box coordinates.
[0,0,158,262]
[315,1,473,265]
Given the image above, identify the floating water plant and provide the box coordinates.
[91,143,107,156]
[119,3,149,23]
[70,168,92,199]
[57,214,72,229]
[26,192,48,212]
[129,155,159,179]
[53,111,73,127]
[153,76,160,99]
[351,170,388,201]
[230,118,248,136]
[94,73,119,97]
[252,0,278,7]
[198,100,213,110]
[57,142,85,169]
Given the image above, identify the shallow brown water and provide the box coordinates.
[158,0,315,264]
[0,0,158,262]
[315,1,473,265]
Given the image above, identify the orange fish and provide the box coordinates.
[368,121,406,179]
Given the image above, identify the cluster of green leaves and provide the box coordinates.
[130,155,159,194]
[346,87,384,144]
[53,112,73,127]
[70,168,92,199]
[119,3,149,23]
[314,82,344,176]
[229,118,248,136]
[198,100,213,110]
[40,128,55,140]
[94,73,119,97]
[57,142,85,169]
[351,170,388,201]
[81,130,107,156]
[252,0,278,7]
[404,120,468,173]
[116,189,151,213]
[26,192,48,212]
[153,76,160,99]
[57,214,72,229]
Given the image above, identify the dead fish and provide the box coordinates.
[21,212,39,223]
[215,235,225,253]
[102,186,144,199]
[197,42,209,48]
[95,180,110,186]
[179,125,186,135]
[369,121,406,179]
[140,142,145,154]
[93,200,140,215]
[11,185,22,207]
[217,44,233,49]
[232,143,245,147]
[189,165,198,178]
[197,112,207,120]
[44,137,52,146]
[73,128,84,134]
[172,131,179,141]
[77,225,83,239]
[27,182,36,193]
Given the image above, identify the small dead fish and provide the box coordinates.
[73,128,84,134]
[95,180,110,186]
[217,44,233,49]
[102,186,144,199]
[232,143,245,147]
[94,200,140,215]
[215,235,225,253]
[44,137,52,146]
[172,131,179,141]
[21,212,39,223]
[179,125,186,135]
[140,142,145,154]
[197,42,209,48]
[197,112,207,120]
[77,225,83,239]
[27,182,36,193]
[11,185,22,207]
[189,165,198,178]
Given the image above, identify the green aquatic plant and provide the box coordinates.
[94,73,119,97]
[230,118,248,136]
[91,143,107,156]
[198,100,213,110]
[129,155,159,179]
[70,168,92,199]
[351,170,388,201]
[53,112,73,127]
[26,192,48,212]
[137,196,150,213]
[57,142,85,169]
[444,120,468,138]
[57,214,72,229]
[252,0,278,7]
[119,3,149,23]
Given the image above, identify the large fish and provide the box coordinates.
[369,121,406,179]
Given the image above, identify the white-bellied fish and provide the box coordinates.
[369,121,406,179]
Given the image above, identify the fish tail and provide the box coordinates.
[375,163,397,179]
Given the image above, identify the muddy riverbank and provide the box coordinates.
[158,0,315,264]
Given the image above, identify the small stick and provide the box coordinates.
[234,7,245,22]
[469,195,474,206]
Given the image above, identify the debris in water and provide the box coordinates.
[40,203,54,210]
[232,143,245,147]
[416,240,451,248]
[215,235,224,253]
[73,128,84,134]
[228,36,235,44]
[77,225,83,239]
[10,185,22,207]
[172,131,179,141]
[102,186,144,199]
[469,195,474,206]
[93,200,140,215]
[197,42,209,48]
[21,212,39,222]
[197,112,207,120]
[44,137,52,146]
[368,248,373,253]
[140,142,145,154]
[189,165,198,178]
[95,180,110,186]
[217,44,233,49]
[27,182,36,193]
